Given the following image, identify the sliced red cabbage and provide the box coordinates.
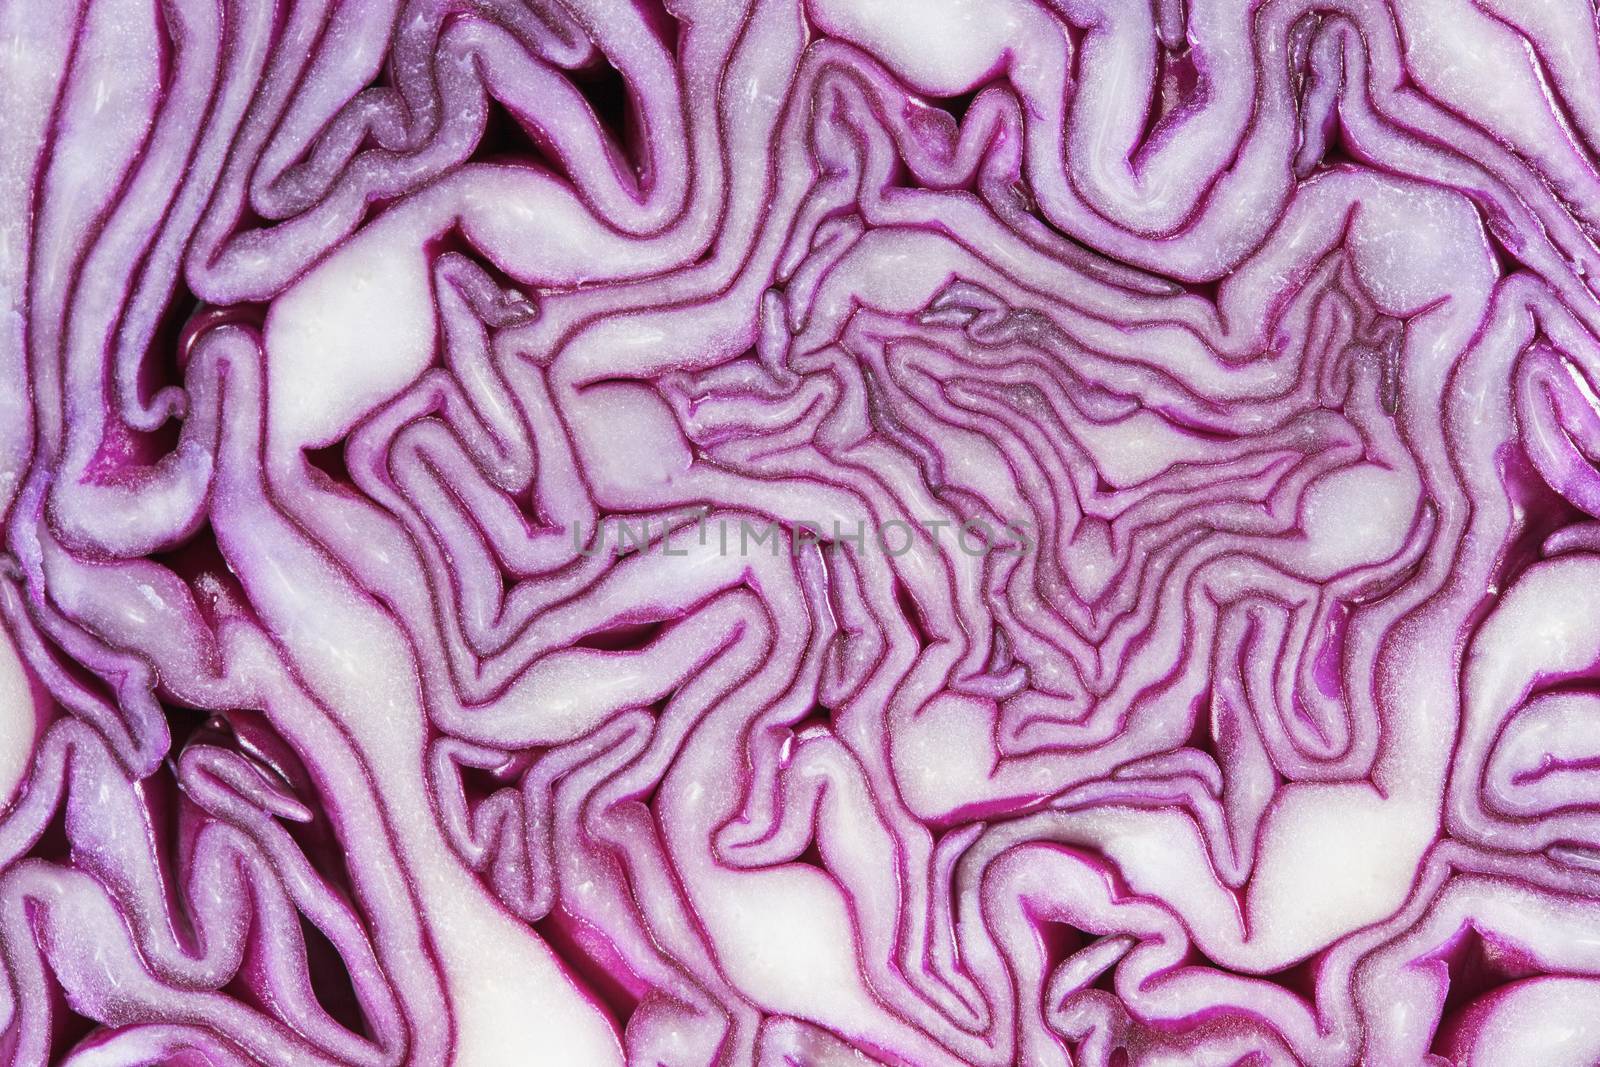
[4,0,1600,1064]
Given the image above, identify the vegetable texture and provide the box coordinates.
[5,0,1600,1063]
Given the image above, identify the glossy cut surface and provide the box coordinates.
[5,0,1600,1064]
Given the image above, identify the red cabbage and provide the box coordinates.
[5,0,1600,1064]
